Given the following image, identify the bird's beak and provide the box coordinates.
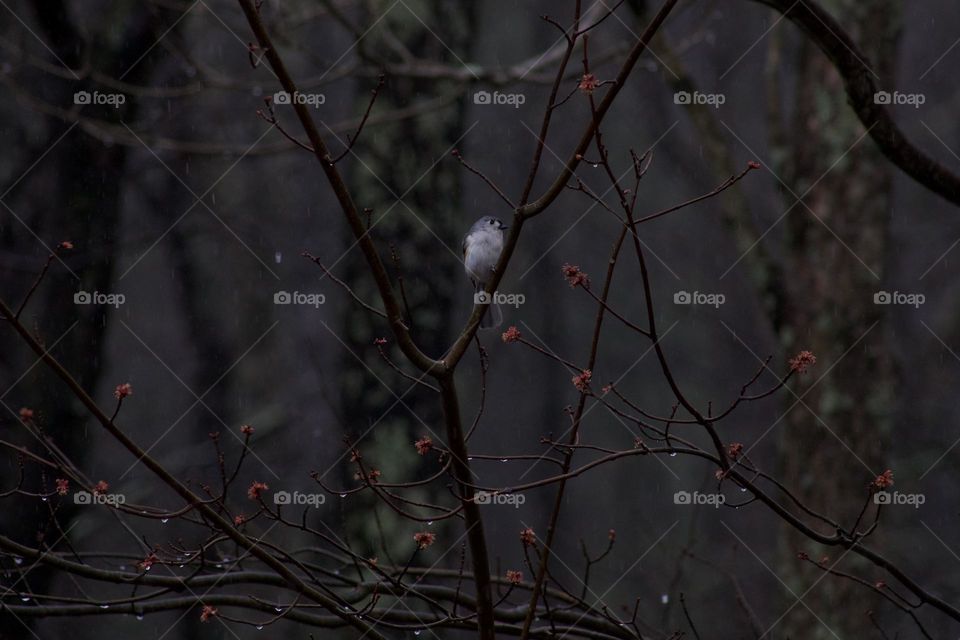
[500,223,509,230]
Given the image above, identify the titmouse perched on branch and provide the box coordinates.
[463,215,508,329]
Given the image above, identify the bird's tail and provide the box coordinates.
[475,283,503,329]
[480,300,502,329]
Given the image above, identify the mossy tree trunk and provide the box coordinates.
[772,2,900,636]
[336,0,481,561]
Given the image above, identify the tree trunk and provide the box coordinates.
[773,2,901,636]
[335,0,481,563]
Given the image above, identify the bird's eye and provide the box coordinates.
[489,220,494,225]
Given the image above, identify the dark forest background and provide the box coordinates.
[2,0,960,638]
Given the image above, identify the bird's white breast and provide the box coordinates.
[464,231,503,284]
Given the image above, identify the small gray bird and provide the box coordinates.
[463,215,508,329]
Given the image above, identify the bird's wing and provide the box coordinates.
[462,232,479,288]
